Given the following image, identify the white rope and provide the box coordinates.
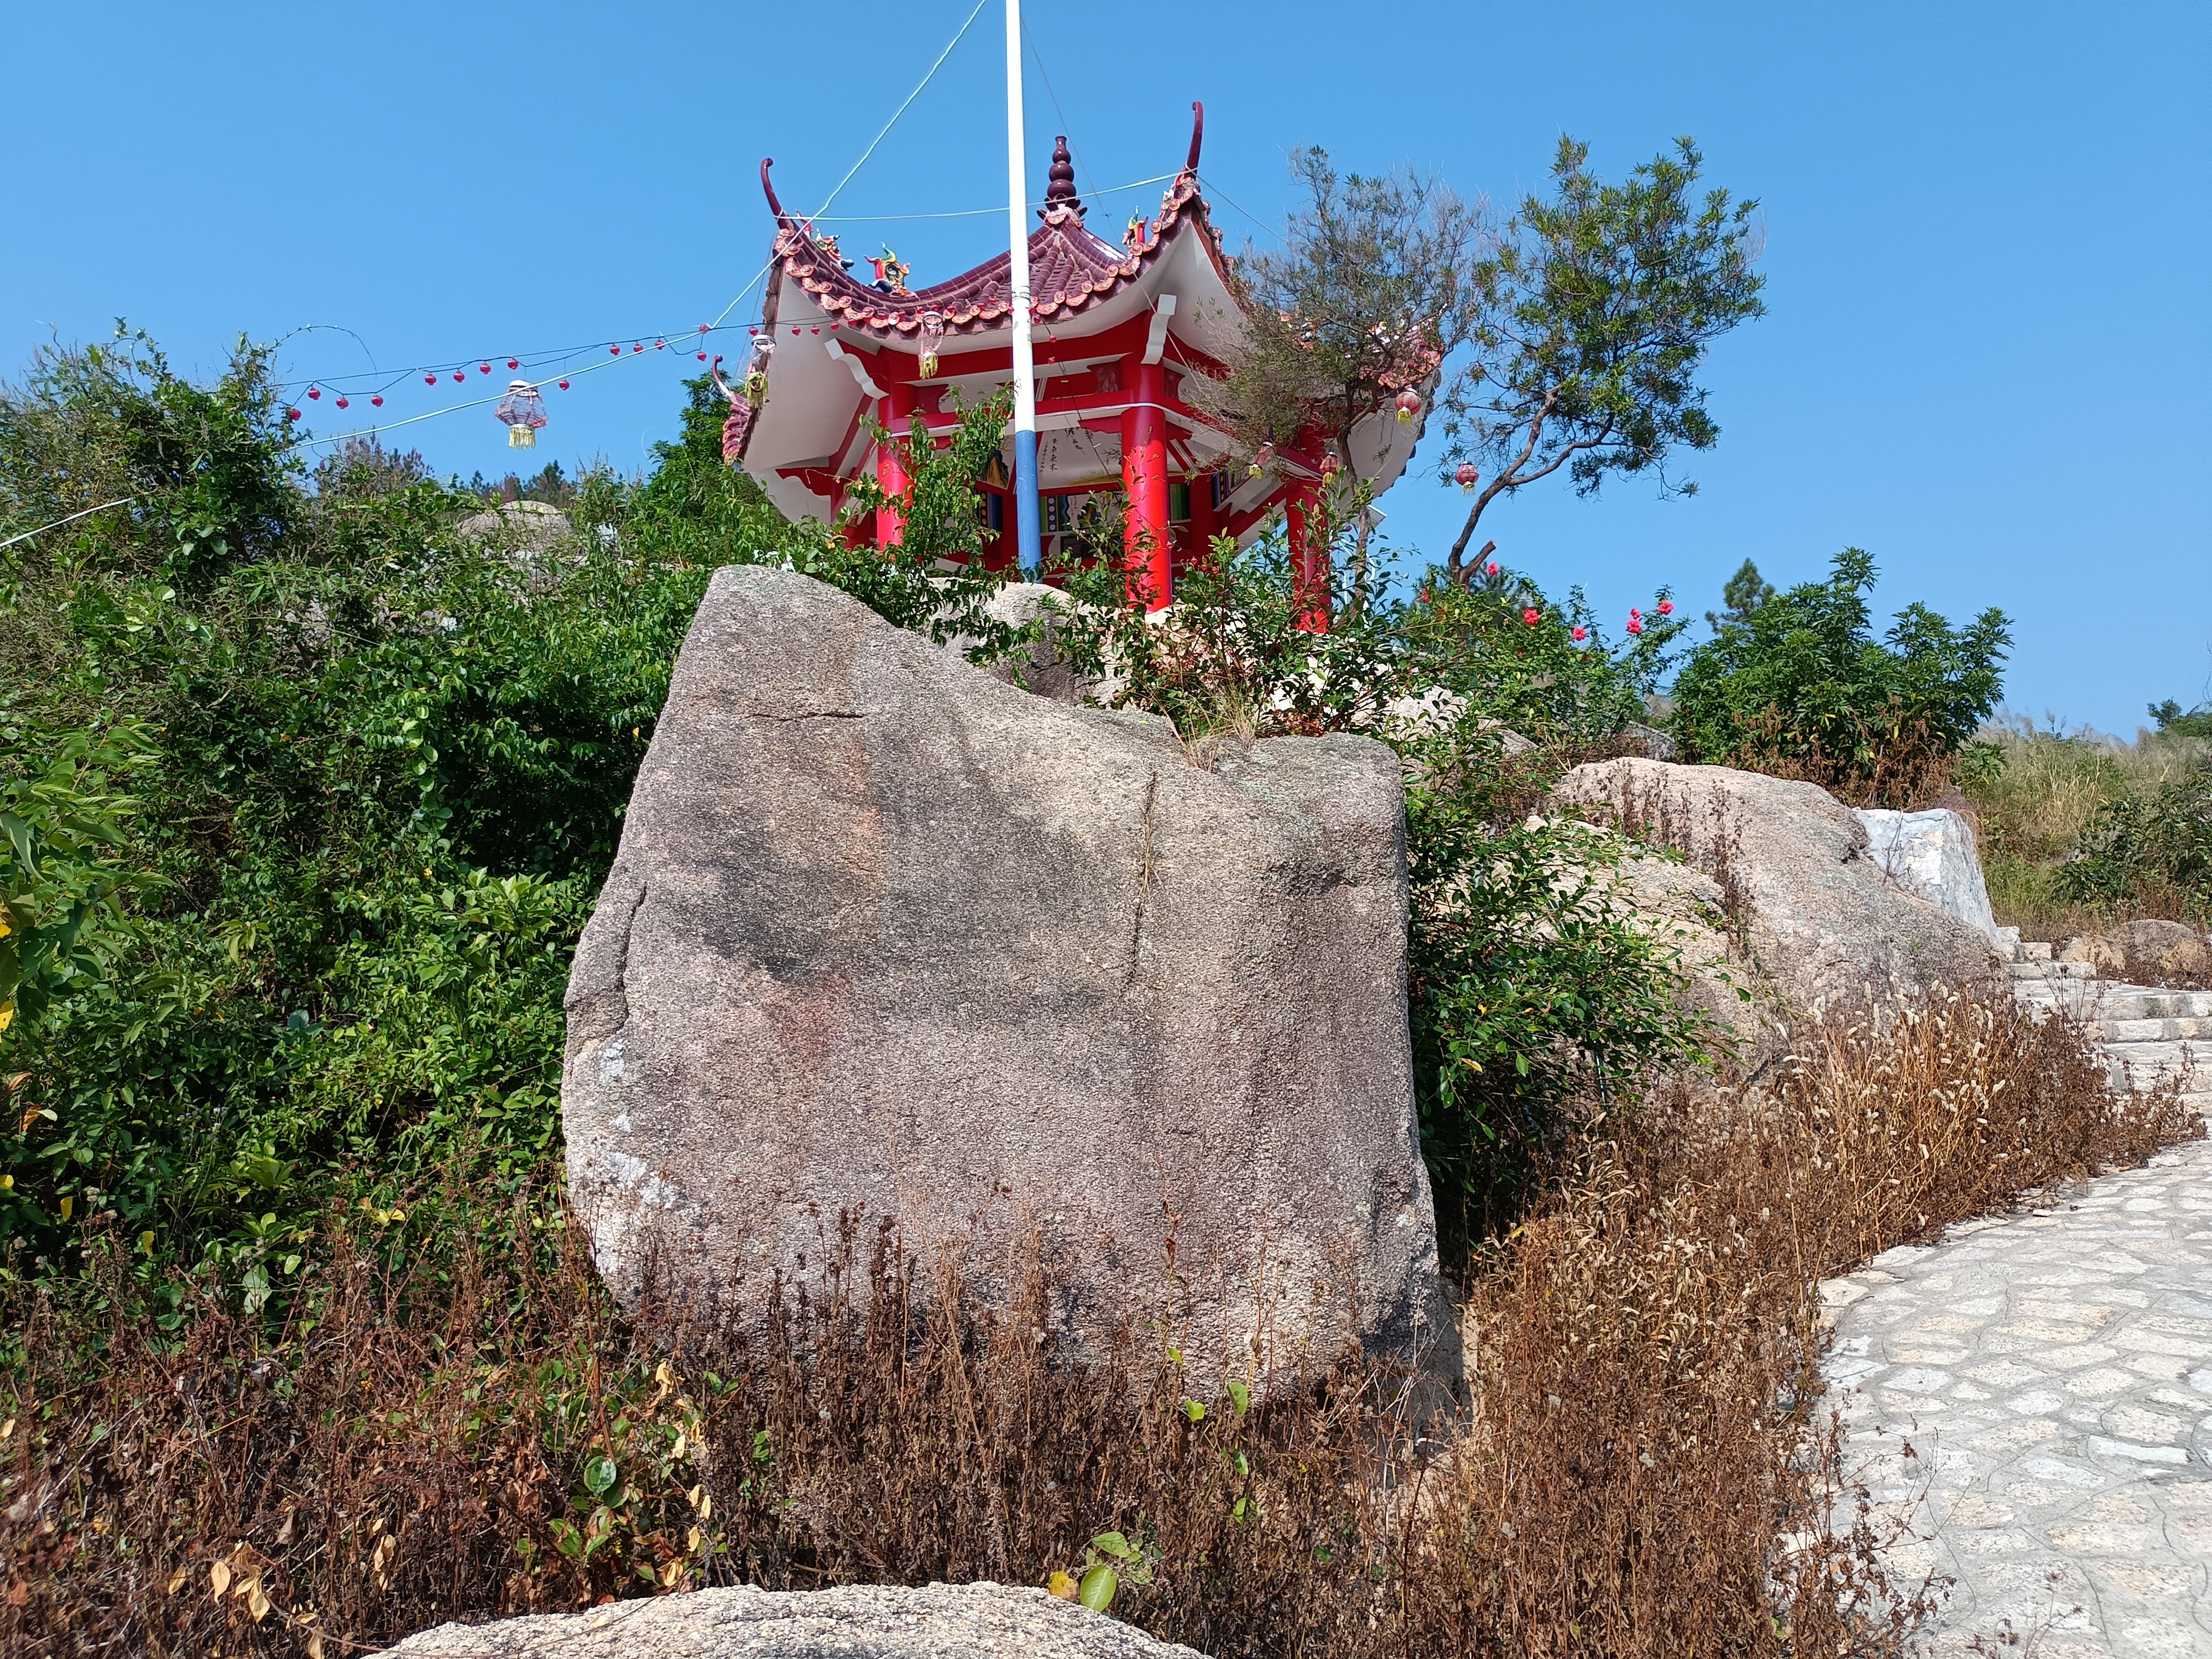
[0,496,134,550]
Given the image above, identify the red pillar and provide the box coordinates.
[875,380,916,551]
[1184,463,1217,580]
[1121,358,1171,609]
[1286,484,1329,634]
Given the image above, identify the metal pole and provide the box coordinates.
[1005,0,1040,575]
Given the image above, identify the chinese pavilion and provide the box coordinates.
[730,104,1429,616]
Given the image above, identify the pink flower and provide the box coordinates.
[1485,561,1500,577]
[1625,617,1643,635]
[1522,608,1541,627]
[1572,626,1587,641]
[1629,607,1642,621]
[1657,599,1673,616]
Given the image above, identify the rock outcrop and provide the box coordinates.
[1851,806,2002,943]
[563,565,1455,1391]
[386,1582,1206,1659]
[1550,758,2004,1015]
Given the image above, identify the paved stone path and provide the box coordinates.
[1826,1136,2212,1655]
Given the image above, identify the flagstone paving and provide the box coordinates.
[1825,1136,2212,1656]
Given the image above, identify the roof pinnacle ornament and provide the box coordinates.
[1040,135,1083,221]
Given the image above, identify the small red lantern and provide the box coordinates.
[699,324,710,334]
[697,351,708,360]
[371,395,383,407]
[507,358,519,369]
[452,372,465,383]
[1249,441,1275,478]
[1454,462,1479,493]
[335,397,348,409]
[610,346,620,356]
[478,363,490,374]
[424,373,437,385]
[307,386,321,400]
[633,343,644,353]
[1394,388,1421,424]
[1318,450,1342,481]
[557,379,570,390]
[285,407,301,421]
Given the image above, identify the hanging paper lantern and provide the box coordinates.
[307,386,321,400]
[336,397,349,409]
[452,371,466,383]
[285,408,301,421]
[371,395,384,407]
[656,339,667,351]
[697,351,707,361]
[1318,451,1341,481]
[479,363,491,374]
[425,373,437,385]
[1249,440,1275,479]
[699,324,711,334]
[633,343,645,353]
[557,380,570,390]
[1454,462,1480,493]
[610,346,620,356]
[917,310,946,379]
[494,380,548,449]
[1394,388,1421,424]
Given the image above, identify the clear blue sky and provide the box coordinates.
[6,2,2206,734]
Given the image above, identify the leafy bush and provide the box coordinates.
[2053,755,2212,913]
[1670,548,2010,806]
[0,331,1020,1286]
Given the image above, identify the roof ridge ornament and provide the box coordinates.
[1184,102,1203,179]
[1039,135,1084,223]
[760,157,786,223]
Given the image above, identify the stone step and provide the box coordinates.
[2101,1016,2212,1043]
[1997,925,2022,956]
[2007,958,2098,980]
[2020,940,2053,962]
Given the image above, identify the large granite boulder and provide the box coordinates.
[1550,758,2004,1014]
[1851,806,2002,944]
[564,565,1454,1389]
[387,1582,1204,1658]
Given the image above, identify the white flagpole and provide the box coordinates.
[1005,0,1040,573]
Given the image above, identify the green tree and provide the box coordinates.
[1187,148,1484,602]
[1669,548,2011,806]
[1705,557,1775,632]
[1439,138,1766,584]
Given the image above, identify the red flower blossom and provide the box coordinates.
[1625,617,1643,635]
[1572,626,1587,641]
[1657,599,1673,616]
[1485,561,1500,577]
[1522,607,1541,627]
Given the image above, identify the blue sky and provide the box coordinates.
[5,2,2206,734]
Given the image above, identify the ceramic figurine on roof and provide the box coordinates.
[734,103,1433,620]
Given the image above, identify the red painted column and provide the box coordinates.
[1286,484,1329,634]
[1185,463,1217,579]
[875,380,916,551]
[1120,358,1171,609]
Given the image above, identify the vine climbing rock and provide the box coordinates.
[1550,758,2006,1016]
[562,565,1458,1397]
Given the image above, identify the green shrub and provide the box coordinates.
[2053,757,2212,914]
[1669,547,2010,806]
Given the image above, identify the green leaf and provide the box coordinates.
[1224,1379,1250,1416]
[1091,1531,1133,1559]
[582,1455,618,1496]
[1077,1564,1118,1612]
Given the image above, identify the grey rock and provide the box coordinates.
[949,581,1097,707]
[1550,758,2004,1015]
[564,565,1455,1392]
[1851,807,2002,945]
[456,499,573,552]
[383,1581,1206,1658]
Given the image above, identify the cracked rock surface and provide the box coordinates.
[561,565,1454,1389]
[1827,1139,2212,1656]
[383,1580,1207,1658]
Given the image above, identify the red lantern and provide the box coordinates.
[697,352,707,361]
[558,379,570,390]
[371,395,383,407]
[285,408,301,421]
[335,397,348,409]
[478,363,490,374]
[1249,441,1275,479]
[1318,450,1341,481]
[425,373,437,385]
[610,346,620,356]
[507,358,519,369]
[307,386,320,400]
[1394,388,1421,424]
[699,324,710,333]
[1454,462,1479,493]
[452,372,465,383]
[633,343,644,353]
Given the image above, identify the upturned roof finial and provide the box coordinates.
[1040,135,1083,220]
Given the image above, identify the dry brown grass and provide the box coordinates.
[0,988,2193,1658]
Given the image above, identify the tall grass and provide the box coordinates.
[1963,719,2209,936]
[1,985,2189,1658]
